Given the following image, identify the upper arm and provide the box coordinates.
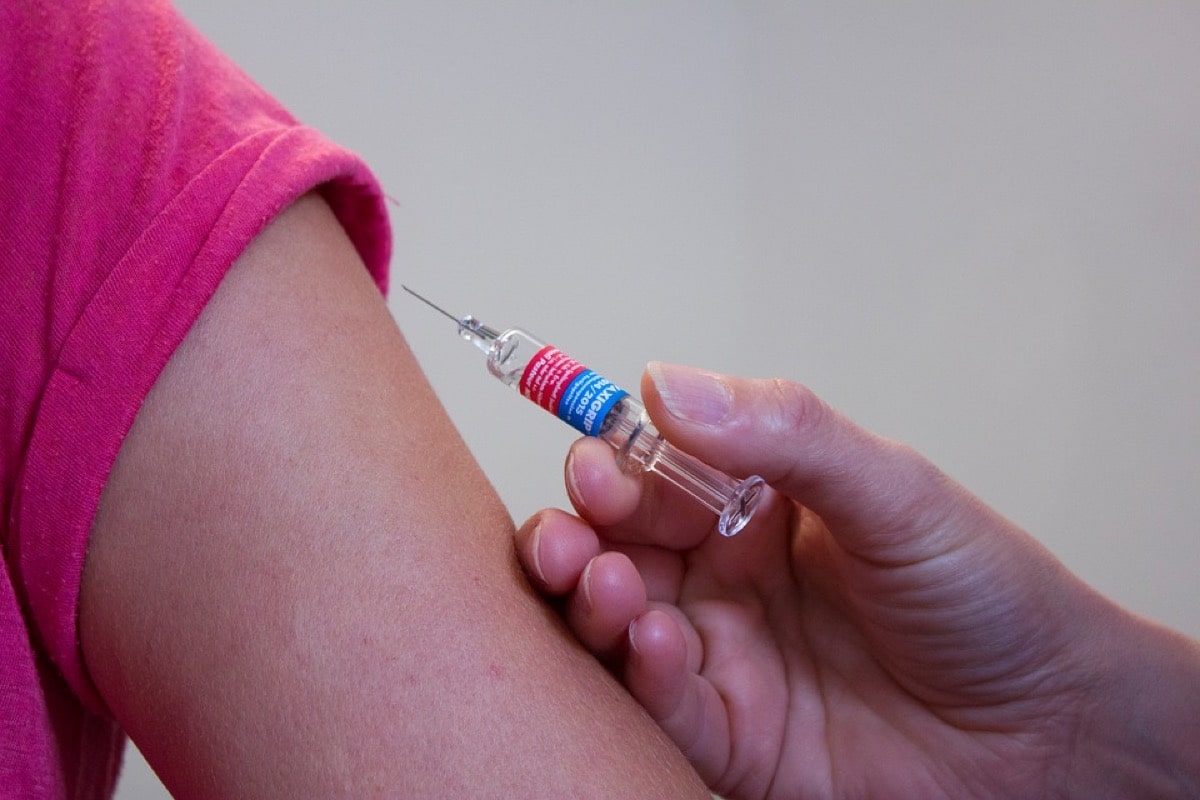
[80,194,706,798]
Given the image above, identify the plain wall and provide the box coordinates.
[118,2,1200,796]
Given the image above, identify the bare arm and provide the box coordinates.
[79,194,708,798]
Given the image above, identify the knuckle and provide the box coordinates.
[760,377,825,437]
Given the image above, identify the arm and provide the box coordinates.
[79,194,708,798]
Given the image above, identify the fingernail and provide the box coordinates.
[628,617,642,655]
[647,361,732,426]
[528,520,548,585]
[578,560,595,614]
[565,449,581,503]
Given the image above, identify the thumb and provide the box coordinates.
[642,361,967,560]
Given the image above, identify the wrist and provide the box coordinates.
[1067,608,1200,799]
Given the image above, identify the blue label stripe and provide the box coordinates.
[557,370,628,436]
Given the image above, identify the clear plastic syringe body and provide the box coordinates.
[457,316,764,537]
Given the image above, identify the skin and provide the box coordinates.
[79,195,710,799]
[516,361,1200,799]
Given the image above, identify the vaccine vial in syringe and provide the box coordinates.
[403,286,765,537]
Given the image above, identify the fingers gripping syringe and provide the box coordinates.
[403,286,765,537]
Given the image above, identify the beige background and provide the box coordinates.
[118,2,1200,796]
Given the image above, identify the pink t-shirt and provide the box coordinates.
[0,0,391,795]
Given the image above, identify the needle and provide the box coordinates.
[400,285,459,324]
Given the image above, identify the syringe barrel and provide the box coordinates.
[482,327,764,537]
[483,327,545,387]
[596,395,765,537]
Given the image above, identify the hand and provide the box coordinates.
[515,362,1200,799]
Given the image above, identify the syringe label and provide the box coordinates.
[559,369,628,436]
[520,346,586,415]
[520,345,628,437]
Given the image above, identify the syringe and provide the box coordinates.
[403,286,765,537]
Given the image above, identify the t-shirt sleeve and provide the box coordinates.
[0,0,391,714]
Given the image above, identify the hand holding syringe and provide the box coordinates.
[402,286,765,537]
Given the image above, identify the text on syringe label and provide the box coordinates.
[519,346,628,436]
